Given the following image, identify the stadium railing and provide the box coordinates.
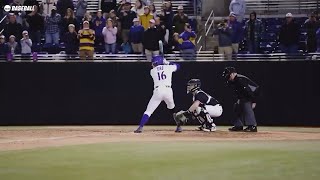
[196,9,214,52]
[0,14,7,34]
[245,0,319,15]
[0,52,319,62]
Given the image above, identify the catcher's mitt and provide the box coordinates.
[174,110,193,125]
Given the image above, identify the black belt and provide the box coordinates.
[155,85,171,89]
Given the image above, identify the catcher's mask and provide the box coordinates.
[187,79,201,94]
[222,67,237,81]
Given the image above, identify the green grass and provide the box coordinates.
[1,141,320,180]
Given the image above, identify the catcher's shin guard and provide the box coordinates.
[198,108,214,124]
[195,116,206,131]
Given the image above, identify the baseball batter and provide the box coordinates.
[134,55,181,133]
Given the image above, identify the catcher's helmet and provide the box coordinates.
[187,79,201,94]
[151,55,164,66]
[222,67,237,80]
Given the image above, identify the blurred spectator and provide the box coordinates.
[172,33,181,51]
[78,21,95,60]
[61,8,78,37]
[8,35,20,54]
[118,2,136,44]
[279,13,300,54]
[139,6,154,30]
[214,20,233,60]
[173,6,189,34]
[0,35,9,57]
[304,12,320,53]
[129,18,144,54]
[131,0,145,16]
[143,0,151,6]
[155,17,167,46]
[317,27,320,52]
[163,1,174,32]
[101,0,116,18]
[177,23,196,60]
[102,18,118,54]
[38,2,44,15]
[229,0,246,23]
[109,10,121,38]
[56,0,74,17]
[158,9,167,25]
[26,5,44,45]
[20,31,32,55]
[228,12,243,54]
[75,0,88,24]
[41,0,56,16]
[10,0,24,25]
[63,24,79,56]
[245,12,264,54]
[116,0,128,15]
[82,11,93,29]
[162,1,174,52]
[0,1,5,18]
[3,14,23,42]
[149,4,156,18]
[93,10,106,46]
[23,0,40,14]
[143,19,160,61]
[45,7,61,44]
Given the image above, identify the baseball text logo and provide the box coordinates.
[4,5,35,12]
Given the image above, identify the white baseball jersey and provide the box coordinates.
[150,64,178,88]
[144,64,178,116]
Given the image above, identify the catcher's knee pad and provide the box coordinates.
[194,107,207,116]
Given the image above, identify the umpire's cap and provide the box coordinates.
[222,67,237,80]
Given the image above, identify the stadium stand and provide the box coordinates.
[0,0,319,61]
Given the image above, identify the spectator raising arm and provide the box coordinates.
[21,31,32,55]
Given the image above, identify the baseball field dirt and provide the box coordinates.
[0,126,320,180]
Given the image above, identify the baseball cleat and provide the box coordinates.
[243,126,258,132]
[203,126,217,132]
[195,125,204,131]
[134,127,143,133]
[228,126,244,132]
[175,126,182,133]
[202,123,217,132]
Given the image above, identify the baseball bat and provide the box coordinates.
[159,40,164,56]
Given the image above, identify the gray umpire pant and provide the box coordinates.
[233,100,257,126]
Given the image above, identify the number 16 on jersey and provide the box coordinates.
[158,71,167,80]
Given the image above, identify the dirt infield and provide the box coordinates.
[1,126,320,151]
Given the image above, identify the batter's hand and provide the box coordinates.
[252,103,257,109]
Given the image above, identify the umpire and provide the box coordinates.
[222,67,260,132]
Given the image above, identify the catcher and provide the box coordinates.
[175,79,223,132]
